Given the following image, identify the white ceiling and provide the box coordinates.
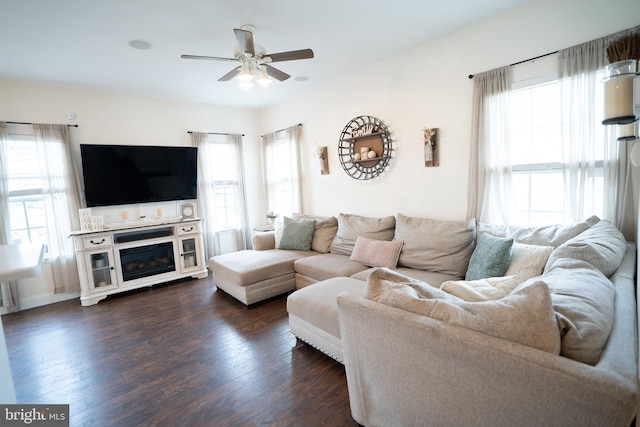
[1,0,528,109]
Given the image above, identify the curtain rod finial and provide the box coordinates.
[468,74,474,79]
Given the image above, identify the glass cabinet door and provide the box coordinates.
[87,250,117,291]
[179,236,200,271]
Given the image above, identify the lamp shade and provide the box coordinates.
[603,60,637,125]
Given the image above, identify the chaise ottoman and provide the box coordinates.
[209,249,315,305]
[287,277,366,362]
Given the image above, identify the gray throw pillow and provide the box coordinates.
[279,216,316,251]
[465,233,513,280]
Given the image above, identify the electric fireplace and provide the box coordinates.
[119,241,176,282]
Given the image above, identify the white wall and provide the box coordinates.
[260,0,640,220]
[0,79,263,309]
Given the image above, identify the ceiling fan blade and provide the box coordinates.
[218,66,242,81]
[234,28,255,56]
[181,54,236,62]
[263,49,314,63]
[264,64,290,81]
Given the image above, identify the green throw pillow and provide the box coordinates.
[279,216,317,251]
[465,233,514,280]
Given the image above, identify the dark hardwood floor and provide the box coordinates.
[2,275,360,427]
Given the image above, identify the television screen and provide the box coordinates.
[80,144,198,207]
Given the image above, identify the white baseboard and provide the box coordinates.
[1,292,79,315]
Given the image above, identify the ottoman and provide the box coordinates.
[287,277,366,362]
[209,249,314,305]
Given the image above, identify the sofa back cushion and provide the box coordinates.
[544,220,626,278]
[365,268,560,354]
[395,214,475,276]
[477,215,599,247]
[293,214,339,253]
[536,258,615,365]
[330,213,396,256]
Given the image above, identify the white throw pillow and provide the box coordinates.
[504,243,554,282]
[440,276,521,302]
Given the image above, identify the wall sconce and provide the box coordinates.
[315,146,329,175]
[603,60,638,125]
[618,121,638,141]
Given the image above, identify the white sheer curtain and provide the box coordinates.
[466,66,513,224]
[33,124,81,294]
[0,122,20,312]
[192,132,250,258]
[558,26,638,239]
[263,125,302,216]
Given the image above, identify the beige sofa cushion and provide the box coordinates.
[330,213,396,256]
[287,276,366,338]
[293,214,339,253]
[350,267,461,287]
[365,268,560,353]
[209,249,314,286]
[539,258,615,365]
[294,253,370,282]
[365,268,560,354]
[477,215,599,247]
[545,220,626,278]
[395,214,475,276]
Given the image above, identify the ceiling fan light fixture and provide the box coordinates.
[237,71,254,82]
[237,59,258,83]
[238,80,254,91]
[257,67,272,87]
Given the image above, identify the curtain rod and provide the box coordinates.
[187,131,245,136]
[6,121,78,127]
[468,50,559,79]
[260,123,302,138]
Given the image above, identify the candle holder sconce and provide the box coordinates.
[424,127,439,167]
[315,146,329,175]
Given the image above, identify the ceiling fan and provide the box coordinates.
[181,25,314,89]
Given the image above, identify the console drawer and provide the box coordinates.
[177,222,201,235]
[82,234,114,248]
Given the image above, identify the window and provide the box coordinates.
[5,131,49,255]
[263,126,301,217]
[204,138,242,230]
[508,74,605,225]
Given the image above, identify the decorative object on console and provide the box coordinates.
[424,127,439,167]
[180,203,195,220]
[90,215,104,230]
[78,208,92,231]
[338,115,392,180]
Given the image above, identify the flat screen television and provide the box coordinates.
[80,144,198,207]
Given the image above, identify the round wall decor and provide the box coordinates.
[338,115,392,180]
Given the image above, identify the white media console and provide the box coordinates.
[70,217,208,306]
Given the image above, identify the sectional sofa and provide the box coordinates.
[208,212,639,426]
